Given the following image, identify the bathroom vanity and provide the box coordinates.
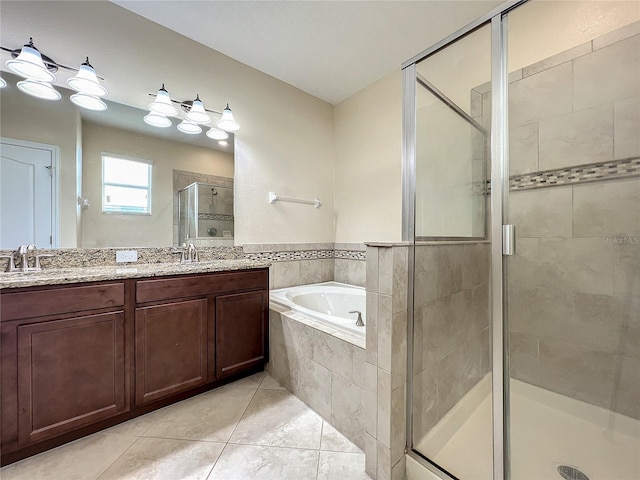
[0,263,269,465]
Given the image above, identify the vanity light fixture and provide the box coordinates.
[67,57,108,97]
[1,37,108,111]
[145,85,240,140]
[16,79,61,100]
[177,119,202,135]
[143,112,172,128]
[184,94,211,124]
[216,104,240,132]
[5,38,56,82]
[0,77,6,88]
[70,92,107,111]
[148,84,178,116]
[206,127,229,140]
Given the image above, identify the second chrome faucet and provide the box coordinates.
[172,242,199,264]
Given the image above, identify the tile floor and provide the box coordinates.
[0,372,372,480]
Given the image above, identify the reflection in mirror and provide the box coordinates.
[0,71,234,249]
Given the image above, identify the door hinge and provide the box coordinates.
[50,234,53,245]
[502,224,516,255]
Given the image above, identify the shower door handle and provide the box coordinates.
[502,224,516,256]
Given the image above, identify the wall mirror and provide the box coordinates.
[0,71,234,249]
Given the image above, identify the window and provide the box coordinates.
[102,154,152,214]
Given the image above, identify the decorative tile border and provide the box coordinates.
[483,157,640,193]
[334,250,367,260]
[245,249,365,262]
[198,213,234,221]
[510,157,640,191]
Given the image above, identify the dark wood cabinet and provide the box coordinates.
[1,267,269,466]
[216,290,269,378]
[17,312,127,445]
[135,299,208,405]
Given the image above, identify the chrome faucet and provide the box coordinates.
[187,242,199,262]
[172,242,199,264]
[349,310,365,327]
[1,245,53,272]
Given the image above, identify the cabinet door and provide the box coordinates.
[216,290,268,378]
[17,311,127,446]
[135,299,207,405]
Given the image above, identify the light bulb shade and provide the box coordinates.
[67,62,107,97]
[17,79,61,100]
[206,127,229,140]
[144,112,172,128]
[177,120,202,135]
[216,104,240,132]
[70,92,107,111]
[149,86,178,116]
[185,97,211,124]
[0,77,6,88]
[6,45,56,83]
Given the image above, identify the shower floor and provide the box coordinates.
[415,376,640,480]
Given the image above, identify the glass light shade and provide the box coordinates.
[149,86,178,116]
[177,120,202,134]
[206,127,229,140]
[6,46,56,83]
[67,62,107,97]
[0,77,6,88]
[216,104,240,132]
[185,97,211,124]
[144,112,172,128]
[70,92,107,111]
[17,79,61,100]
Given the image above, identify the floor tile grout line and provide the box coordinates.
[225,377,263,443]
[204,441,231,480]
[315,420,325,480]
[94,435,143,480]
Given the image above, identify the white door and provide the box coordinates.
[0,139,56,249]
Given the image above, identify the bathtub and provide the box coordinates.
[270,281,366,339]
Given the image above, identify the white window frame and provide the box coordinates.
[101,153,152,215]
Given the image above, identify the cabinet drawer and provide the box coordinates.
[136,269,268,304]
[1,282,125,321]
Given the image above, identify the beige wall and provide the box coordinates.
[1,1,335,246]
[0,74,80,248]
[81,122,233,248]
[334,71,403,243]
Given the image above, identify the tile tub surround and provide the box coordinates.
[244,242,367,288]
[267,307,369,453]
[0,372,371,480]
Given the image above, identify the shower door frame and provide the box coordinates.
[402,1,527,479]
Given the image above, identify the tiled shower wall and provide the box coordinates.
[412,243,490,442]
[472,22,640,419]
[244,243,366,289]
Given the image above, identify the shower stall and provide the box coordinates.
[177,181,234,245]
[404,1,639,479]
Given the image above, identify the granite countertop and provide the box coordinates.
[0,259,271,290]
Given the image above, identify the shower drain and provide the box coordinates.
[557,465,590,480]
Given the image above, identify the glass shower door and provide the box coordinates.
[505,2,640,479]
[410,23,494,480]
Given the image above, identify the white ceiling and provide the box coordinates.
[112,0,502,105]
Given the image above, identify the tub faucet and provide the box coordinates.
[349,310,365,327]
